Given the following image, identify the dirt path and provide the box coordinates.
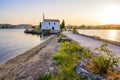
[0,35,60,80]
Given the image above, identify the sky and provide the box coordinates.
[0,0,120,25]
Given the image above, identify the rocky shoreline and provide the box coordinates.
[0,35,60,80]
[24,29,60,35]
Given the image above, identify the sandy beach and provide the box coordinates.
[0,35,60,80]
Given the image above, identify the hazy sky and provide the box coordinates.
[0,0,120,25]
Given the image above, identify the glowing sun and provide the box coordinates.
[99,4,120,24]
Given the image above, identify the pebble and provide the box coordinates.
[49,67,54,71]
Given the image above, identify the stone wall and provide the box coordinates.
[2,35,57,66]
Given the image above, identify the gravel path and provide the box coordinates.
[62,31,120,54]
[0,35,60,80]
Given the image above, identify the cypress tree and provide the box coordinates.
[60,20,65,31]
[40,22,42,29]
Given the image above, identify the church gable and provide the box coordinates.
[41,14,60,31]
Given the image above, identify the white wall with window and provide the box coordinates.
[42,21,60,30]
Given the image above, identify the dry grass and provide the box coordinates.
[106,71,120,80]
[86,61,120,79]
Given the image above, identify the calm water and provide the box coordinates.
[78,29,120,42]
[0,29,49,65]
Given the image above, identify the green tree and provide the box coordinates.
[39,22,42,29]
[73,26,77,33]
[60,20,65,31]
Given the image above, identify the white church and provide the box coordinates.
[41,14,60,31]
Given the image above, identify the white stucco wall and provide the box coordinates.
[42,22,60,30]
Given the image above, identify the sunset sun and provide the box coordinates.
[99,4,120,24]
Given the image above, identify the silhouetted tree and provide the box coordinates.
[60,20,65,31]
[39,22,42,29]
[32,26,36,30]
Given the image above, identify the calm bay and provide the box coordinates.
[0,29,49,65]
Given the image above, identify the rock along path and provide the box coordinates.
[62,31,120,54]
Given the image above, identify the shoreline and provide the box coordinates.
[0,35,60,80]
[0,35,53,67]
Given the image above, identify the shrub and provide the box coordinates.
[83,50,93,58]
[68,29,71,31]
[92,55,111,74]
[59,34,65,38]
[59,41,85,53]
[52,52,70,64]
[39,73,53,80]
[42,29,51,33]
[92,43,120,75]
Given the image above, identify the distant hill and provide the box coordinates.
[90,24,120,29]
[0,24,32,29]
[72,24,120,29]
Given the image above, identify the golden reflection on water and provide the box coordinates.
[108,30,117,41]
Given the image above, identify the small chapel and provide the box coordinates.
[41,14,60,31]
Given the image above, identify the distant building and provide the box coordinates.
[41,14,60,31]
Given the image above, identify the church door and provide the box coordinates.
[52,27,54,30]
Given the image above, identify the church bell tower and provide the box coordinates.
[43,14,45,21]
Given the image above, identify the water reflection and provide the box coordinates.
[108,30,117,41]
[78,29,120,42]
[41,34,51,40]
